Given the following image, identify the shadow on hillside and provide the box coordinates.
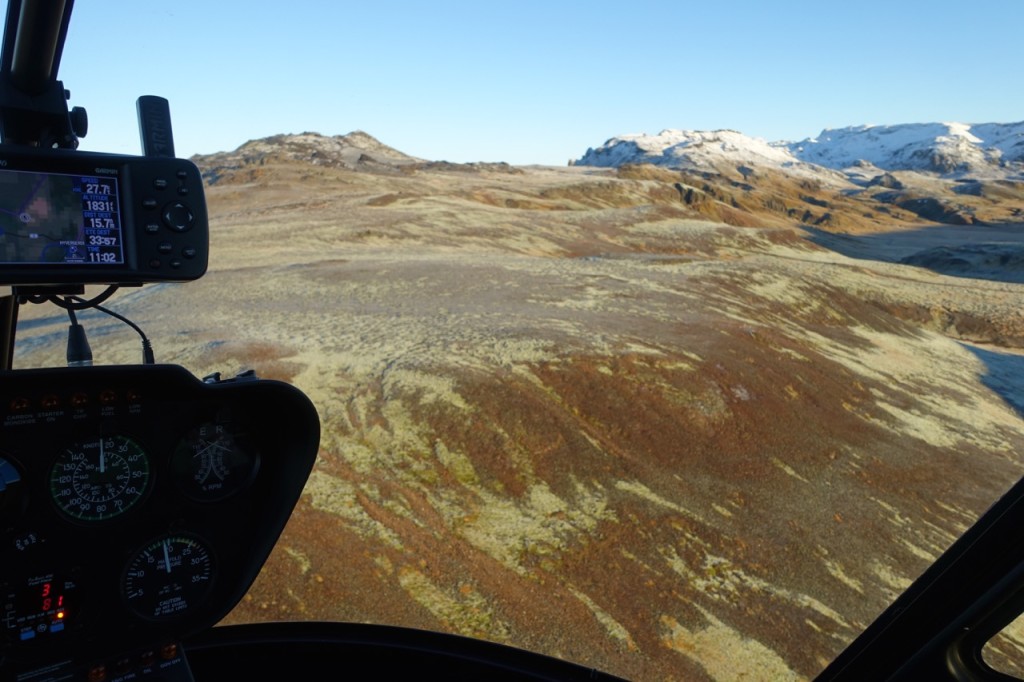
[962,343,1024,419]
[802,223,1024,284]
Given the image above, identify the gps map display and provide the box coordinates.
[0,168,123,265]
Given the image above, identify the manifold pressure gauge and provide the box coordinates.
[49,435,151,522]
[122,534,214,620]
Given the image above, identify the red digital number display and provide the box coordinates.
[10,579,69,626]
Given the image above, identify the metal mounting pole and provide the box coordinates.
[0,294,17,370]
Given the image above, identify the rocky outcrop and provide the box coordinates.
[895,197,976,224]
[868,173,904,189]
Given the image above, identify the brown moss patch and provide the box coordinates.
[198,340,304,382]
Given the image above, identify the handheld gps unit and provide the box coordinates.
[0,148,208,286]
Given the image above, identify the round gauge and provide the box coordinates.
[49,435,151,522]
[171,421,260,502]
[122,534,214,620]
[0,456,24,525]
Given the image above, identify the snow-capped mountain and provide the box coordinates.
[576,122,1024,178]
[576,129,789,169]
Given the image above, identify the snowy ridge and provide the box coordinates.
[789,122,1024,174]
[577,129,827,179]
[577,122,1024,179]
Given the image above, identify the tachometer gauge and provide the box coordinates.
[171,421,260,502]
[49,435,151,522]
[122,534,214,621]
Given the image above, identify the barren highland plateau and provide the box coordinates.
[11,129,1024,680]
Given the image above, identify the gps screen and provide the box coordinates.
[0,168,124,265]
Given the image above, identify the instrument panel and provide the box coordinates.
[0,365,320,679]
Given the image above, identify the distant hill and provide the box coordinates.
[193,130,420,185]
[194,131,518,186]
[576,122,1024,180]
[562,124,1024,238]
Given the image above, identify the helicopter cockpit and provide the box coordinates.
[5,2,1024,681]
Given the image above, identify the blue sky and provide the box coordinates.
[48,1,1023,165]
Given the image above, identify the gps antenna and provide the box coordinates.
[137,95,175,157]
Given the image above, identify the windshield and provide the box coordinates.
[8,2,1024,680]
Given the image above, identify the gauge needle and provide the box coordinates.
[162,539,172,573]
[99,438,105,473]
[194,440,213,459]
[196,438,229,458]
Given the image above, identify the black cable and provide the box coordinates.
[41,285,119,310]
[66,296,155,365]
[18,287,155,365]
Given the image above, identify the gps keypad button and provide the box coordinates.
[162,202,195,233]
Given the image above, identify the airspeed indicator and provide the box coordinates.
[49,435,150,521]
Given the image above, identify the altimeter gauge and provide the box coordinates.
[49,435,151,522]
[122,534,214,621]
